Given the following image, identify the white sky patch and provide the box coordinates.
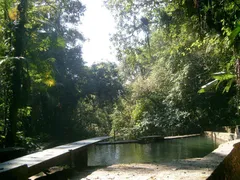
[79,0,118,66]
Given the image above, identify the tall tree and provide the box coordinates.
[105,0,239,138]
[0,0,86,147]
[5,0,28,146]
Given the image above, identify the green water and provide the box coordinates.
[88,136,220,166]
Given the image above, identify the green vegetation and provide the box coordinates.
[106,0,240,139]
[0,0,240,149]
[0,0,123,148]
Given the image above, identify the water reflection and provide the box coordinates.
[88,136,220,166]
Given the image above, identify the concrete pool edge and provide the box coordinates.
[72,139,240,180]
[202,139,240,178]
[97,133,201,145]
[204,139,240,160]
[29,139,240,180]
[204,131,236,142]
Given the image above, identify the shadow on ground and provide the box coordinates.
[27,140,240,179]
[30,151,225,180]
[30,166,106,180]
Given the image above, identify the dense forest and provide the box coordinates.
[0,0,239,149]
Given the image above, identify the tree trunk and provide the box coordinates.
[5,0,27,147]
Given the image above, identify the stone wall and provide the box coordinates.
[204,131,235,142]
[207,142,240,179]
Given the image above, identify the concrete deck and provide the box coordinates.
[0,136,110,178]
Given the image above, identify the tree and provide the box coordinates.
[4,0,28,147]
[105,0,239,138]
[76,62,124,136]
[0,0,86,147]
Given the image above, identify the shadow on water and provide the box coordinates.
[88,136,221,166]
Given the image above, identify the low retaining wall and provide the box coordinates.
[204,131,235,142]
[207,140,240,179]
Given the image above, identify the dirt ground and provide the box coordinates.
[31,140,240,180]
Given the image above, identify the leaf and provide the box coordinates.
[212,72,236,81]
[48,58,56,63]
[8,7,18,21]
[198,80,218,93]
[57,37,66,48]
[0,58,8,65]
[229,26,240,46]
[44,79,56,87]
[223,78,234,93]
[199,72,236,93]
[198,88,205,94]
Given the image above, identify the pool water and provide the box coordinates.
[88,136,220,166]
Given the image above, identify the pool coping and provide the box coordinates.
[202,139,240,168]
[30,138,240,180]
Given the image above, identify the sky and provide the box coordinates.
[79,0,118,66]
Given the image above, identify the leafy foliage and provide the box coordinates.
[0,0,240,149]
[0,0,124,148]
[105,0,240,139]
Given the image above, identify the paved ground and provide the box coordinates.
[31,139,240,180]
